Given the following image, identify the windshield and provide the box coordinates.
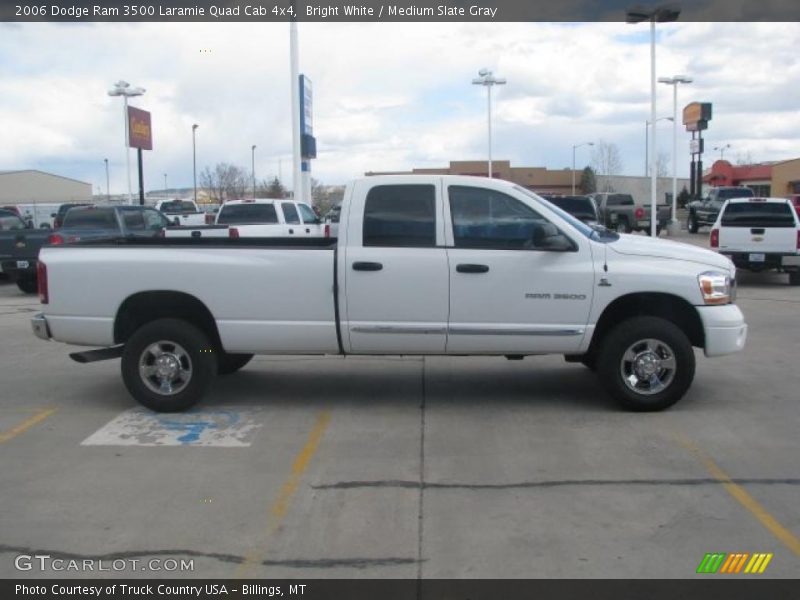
[718,188,754,200]
[515,187,594,238]
[160,201,198,214]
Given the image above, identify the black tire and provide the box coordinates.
[16,278,38,294]
[614,219,631,234]
[646,227,662,237]
[121,318,217,412]
[597,316,695,412]
[217,353,254,375]
[581,354,597,371]
[687,213,699,234]
[789,271,800,286]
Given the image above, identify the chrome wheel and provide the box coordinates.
[139,340,193,396]
[619,338,676,396]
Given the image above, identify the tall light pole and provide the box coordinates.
[163,173,168,198]
[251,145,257,199]
[659,75,693,232]
[714,143,731,160]
[290,22,301,200]
[108,80,145,206]
[571,142,594,194]
[645,116,674,176]
[472,69,506,179]
[104,158,110,202]
[192,124,199,204]
[627,3,681,237]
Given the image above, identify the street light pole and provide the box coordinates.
[252,145,257,199]
[659,75,693,231]
[108,80,146,205]
[627,3,681,237]
[571,142,594,194]
[104,158,110,202]
[472,69,506,179]
[164,173,168,198]
[192,124,199,204]
[714,143,731,160]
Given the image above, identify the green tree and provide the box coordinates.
[579,166,597,194]
[259,177,288,199]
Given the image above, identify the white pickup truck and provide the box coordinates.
[154,199,207,227]
[31,175,747,413]
[164,199,326,238]
[711,197,800,285]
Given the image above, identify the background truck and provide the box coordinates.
[165,198,326,238]
[0,209,53,292]
[687,186,754,233]
[32,175,746,413]
[154,199,206,227]
[589,192,670,235]
[4,206,169,294]
[711,197,800,285]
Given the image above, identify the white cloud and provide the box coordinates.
[0,21,798,193]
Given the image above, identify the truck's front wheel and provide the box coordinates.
[217,352,253,375]
[121,318,217,412]
[597,317,695,412]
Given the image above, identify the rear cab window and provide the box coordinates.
[721,201,796,228]
[160,201,198,214]
[0,213,26,230]
[217,203,279,225]
[607,194,634,206]
[63,209,119,230]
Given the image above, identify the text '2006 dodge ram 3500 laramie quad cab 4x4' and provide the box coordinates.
[30,175,748,413]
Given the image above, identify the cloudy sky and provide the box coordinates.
[0,21,798,194]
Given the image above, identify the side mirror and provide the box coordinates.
[532,223,573,251]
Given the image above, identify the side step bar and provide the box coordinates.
[69,345,124,364]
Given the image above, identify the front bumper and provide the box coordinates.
[31,313,51,341]
[696,304,747,357]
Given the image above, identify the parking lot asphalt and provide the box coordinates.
[0,228,798,580]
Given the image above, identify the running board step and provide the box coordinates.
[69,345,124,364]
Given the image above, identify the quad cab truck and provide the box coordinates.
[590,193,671,235]
[32,176,747,413]
[687,186,754,233]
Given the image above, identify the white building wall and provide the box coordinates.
[0,170,92,204]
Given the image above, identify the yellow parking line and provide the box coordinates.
[0,407,58,444]
[675,433,800,558]
[235,410,332,578]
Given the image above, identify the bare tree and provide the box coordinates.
[591,140,623,192]
[734,151,754,166]
[257,177,288,199]
[199,163,249,203]
[311,178,344,215]
[656,151,670,178]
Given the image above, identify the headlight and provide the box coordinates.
[698,271,731,305]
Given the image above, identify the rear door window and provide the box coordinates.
[281,202,301,224]
[298,203,320,224]
[721,202,796,227]
[121,210,146,230]
[363,185,436,248]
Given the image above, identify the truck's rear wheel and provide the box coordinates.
[217,352,253,375]
[121,318,217,412]
[614,219,631,234]
[597,317,695,412]
[789,271,800,286]
[16,278,37,294]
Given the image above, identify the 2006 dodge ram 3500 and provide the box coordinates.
[31,175,748,413]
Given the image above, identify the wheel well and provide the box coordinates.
[588,293,704,354]
[114,291,222,348]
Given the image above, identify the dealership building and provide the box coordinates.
[0,169,92,205]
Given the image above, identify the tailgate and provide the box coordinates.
[719,201,798,253]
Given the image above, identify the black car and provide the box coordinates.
[53,202,93,229]
[542,195,599,226]
[0,209,51,292]
[687,186,754,233]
